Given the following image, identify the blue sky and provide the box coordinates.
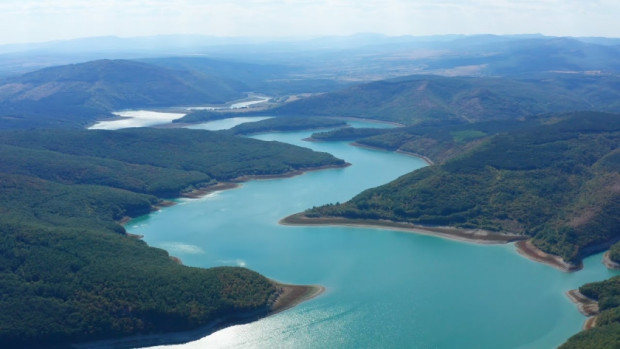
[1,0,619,44]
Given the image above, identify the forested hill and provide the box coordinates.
[194,74,620,125]
[302,112,620,265]
[560,275,620,349]
[0,59,245,129]
[0,128,344,347]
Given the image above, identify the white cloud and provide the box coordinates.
[1,0,619,44]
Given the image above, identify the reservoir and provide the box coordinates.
[126,121,619,348]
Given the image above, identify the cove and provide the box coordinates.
[126,123,620,348]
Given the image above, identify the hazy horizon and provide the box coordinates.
[2,0,619,46]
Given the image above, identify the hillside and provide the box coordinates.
[0,59,246,129]
[294,112,620,265]
[560,276,620,349]
[177,74,620,125]
[0,128,343,347]
[310,118,541,164]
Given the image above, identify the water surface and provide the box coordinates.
[127,124,619,349]
[88,110,186,130]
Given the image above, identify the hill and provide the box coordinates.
[292,112,620,265]
[0,128,343,347]
[178,74,620,125]
[560,276,620,349]
[0,59,246,129]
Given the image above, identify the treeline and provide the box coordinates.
[0,128,345,183]
[560,276,620,349]
[0,128,344,347]
[305,112,620,264]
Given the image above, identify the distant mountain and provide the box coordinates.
[2,34,620,80]
[141,57,346,95]
[0,59,246,128]
[232,74,620,125]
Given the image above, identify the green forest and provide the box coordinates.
[561,276,620,349]
[304,112,620,264]
[0,128,344,347]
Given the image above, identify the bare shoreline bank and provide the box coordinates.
[566,289,599,330]
[603,251,620,269]
[281,213,590,273]
[280,213,524,244]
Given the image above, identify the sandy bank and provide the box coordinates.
[566,289,599,330]
[72,282,323,349]
[280,213,524,244]
[515,240,581,272]
[271,283,325,314]
[603,251,620,269]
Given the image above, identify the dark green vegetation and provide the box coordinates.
[610,242,620,264]
[0,128,344,347]
[305,112,620,264]
[561,276,620,349]
[0,128,345,184]
[224,117,347,135]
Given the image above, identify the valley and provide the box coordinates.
[1,33,619,348]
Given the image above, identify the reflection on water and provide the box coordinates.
[88,110,186,130]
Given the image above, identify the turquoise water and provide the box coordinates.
[128,124,620,349]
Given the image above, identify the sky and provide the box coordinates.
[1,0,619,45]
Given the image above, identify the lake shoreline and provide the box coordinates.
[177,163,351,198]
[603,251,620,269]
[350,141,435,165]
[105,164,342,348]
[566,289,599,330]
[72,283,323,349]
[280,213,525,244]
[280,214,592,272]
[515,240,582,272]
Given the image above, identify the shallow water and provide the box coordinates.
[126,123,619,349]
[88,110,186,130]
